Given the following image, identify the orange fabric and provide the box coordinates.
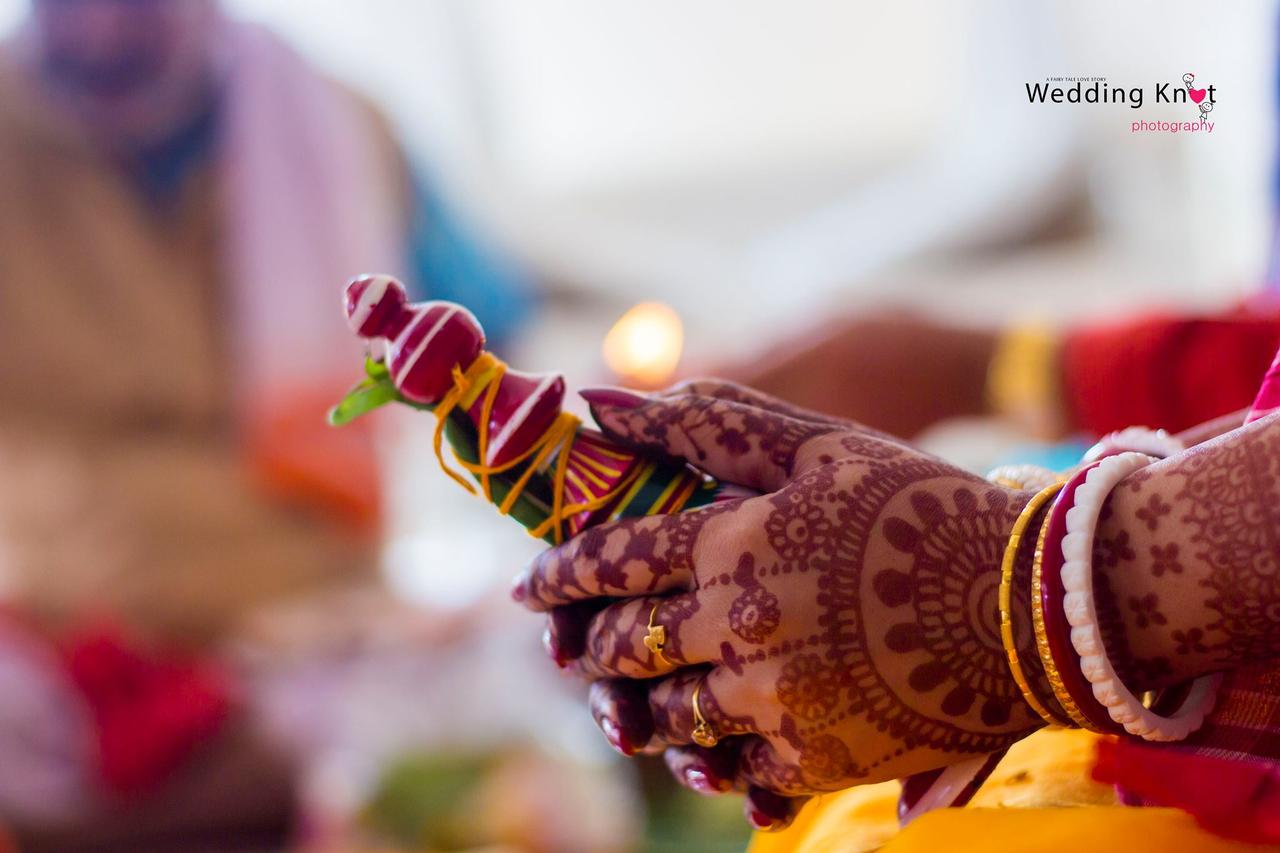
[247,389,382,533]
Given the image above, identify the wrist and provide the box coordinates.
[1094,477,1211,690]
[997,486,1071,728]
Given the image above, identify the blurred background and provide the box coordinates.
[0,0,1274,851]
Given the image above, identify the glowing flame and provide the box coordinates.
[602,302,684,387]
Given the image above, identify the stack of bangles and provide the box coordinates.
[990,427,1221,742]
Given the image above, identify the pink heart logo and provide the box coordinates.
[1189,88,1207,104]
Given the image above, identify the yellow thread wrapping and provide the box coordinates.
[430,352,644,544]
[999,482,1069,729]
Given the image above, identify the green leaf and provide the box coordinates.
[328,373,399,426]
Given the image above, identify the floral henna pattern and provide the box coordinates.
[1127,593,1167,630]
[727,554,781,644]
[776,654,840,721]
[666,380,888,436]
[1092,421,1280,694]
[797,733,862,784]
[1094,530,1136,569]
[600,395,833,478]
[823,457,1038,754]
[764,465,837,575]
[1175,432,1280,662]
[1135,493,1172,531]
[550,390,1077,797]
[1149,543,1185,578]
[839,433,907,461]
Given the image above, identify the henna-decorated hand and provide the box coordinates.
[511,382,1046,829]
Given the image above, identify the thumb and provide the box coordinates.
[579,387,835,493]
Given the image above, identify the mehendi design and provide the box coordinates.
[1175,432,1280,662]
[541,392,1054,797]
[776,653,840,721]
[1135,493,1172,531]
[832,468,1037,749]
[599,395,831,476]
[1127,593,1167,629]
[727,554,781,644]
[1149,543,1185,578]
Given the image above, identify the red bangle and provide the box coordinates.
[1036,462,1126,734]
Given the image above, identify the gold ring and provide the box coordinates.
[643,602,671,666]
[691,680,719,747]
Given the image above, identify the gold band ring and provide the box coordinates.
[644,601,671,667]
[691,679,719,747]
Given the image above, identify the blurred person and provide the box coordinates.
[0,0,531,847]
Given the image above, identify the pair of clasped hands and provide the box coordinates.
[509,380,1050,831]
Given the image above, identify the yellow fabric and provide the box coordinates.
[879,808,1272,853]
[750,729,1129,853]
[986,323,1062,438]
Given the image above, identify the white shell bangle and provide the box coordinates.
[1082,426,1185,463]
[985,463,1059,491]
[1061,451,1221,741]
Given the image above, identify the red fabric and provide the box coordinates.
[1093,736,1280,845]
[1060,310,1280,437]
[59,624,233,795]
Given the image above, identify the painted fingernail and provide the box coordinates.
[579,387,649,410]
[683,765,723,795]
[590,681,655,757]
[509,573,528,603]
[598,716,637,757]
[744,788,793,832]
[541,626,569,669]
[547,606,588,665]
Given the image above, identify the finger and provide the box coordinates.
[542,600,608,669]
[573,593,711,680]
[646,667,748,747]
[738,736,810,796]
[744,785,808,832]
[659,378,857,430]
[663,742,741,795]
[584,394,836,493]
[513,513,702,612]
[588,679,655,757]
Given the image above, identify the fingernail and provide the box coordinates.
[579,386,649,410]
[745,788,792,832]
[541,627,569,669]
[547,607,587,664]
[683,765,725,795]
[509,573,527,603]
[590,681,655,757]
[598,716,637,757]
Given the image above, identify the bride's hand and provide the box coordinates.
[511,383,1045,828]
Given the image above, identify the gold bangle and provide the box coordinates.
[999,481,1067,728]
[1030,506,1098,731]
